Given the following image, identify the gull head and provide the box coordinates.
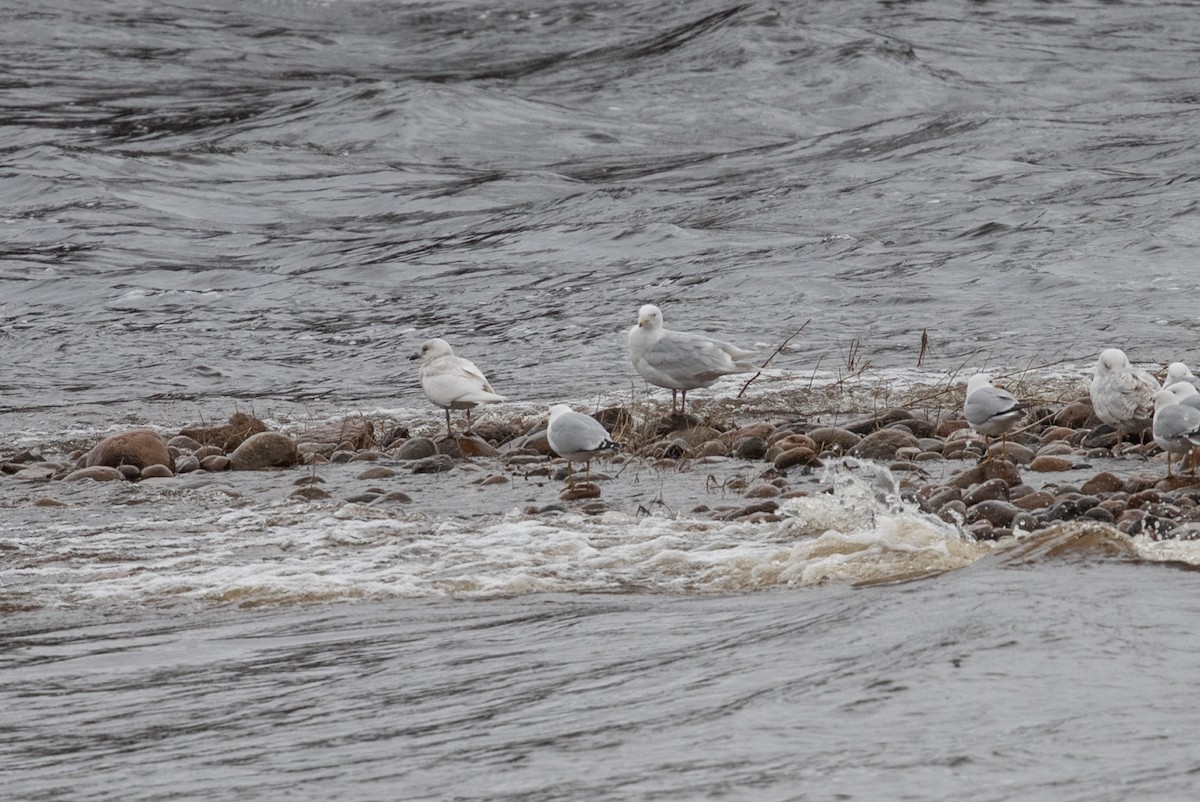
[1167,381,1199,400]
[1154,388,1180,410]
[1096,348,1130,376]
[414,337,454,364]
[1167,362,1193,383]
[965,373,993,395]
[637,304,663,330]
[548,403,573,422]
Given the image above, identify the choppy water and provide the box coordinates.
[6,0,1200,798]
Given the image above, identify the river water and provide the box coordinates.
[5,0,1200,799]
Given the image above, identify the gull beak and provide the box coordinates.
[408,352,419,361]
[637,319,647,328]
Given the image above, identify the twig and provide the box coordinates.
[737,320,810,399]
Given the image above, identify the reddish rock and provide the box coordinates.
[948,459,1022,489]
[806,426,861,453]
[773,446,822,471]
[65,466,125,482]
[86,429,172,472]
[1053,399,1095,429]
[560,483,601,500]
[179,412,268,452]
[962,478,1010,506]
[1030,456,1074,472]
[937,419,971,438]
[230,432,299,471]
[987,442,1035,464]
[1039,426,1077,443]
[1081,471,1124,495]
[967,500,1020,527]
[1013,491,1056,511]
[295,417,375,451]
[848,428,920,461]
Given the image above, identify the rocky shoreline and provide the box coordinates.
[4,392,1199,541]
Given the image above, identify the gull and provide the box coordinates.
[1090,348,1158,440]
[410,338,505,437]
[627,304,758,415]
[963,373,1029,457]
[1166,362,1200,391]
[1152,388,1200,477]
[546,404,621,487]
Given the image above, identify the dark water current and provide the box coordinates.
[5,1,1200,799]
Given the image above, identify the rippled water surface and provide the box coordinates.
[5,0,1200,798]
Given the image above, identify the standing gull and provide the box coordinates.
[411,338,505,437]
[1152,388,1200,477]
[627,304,758,415]
[546,404,621,487]
[963,373,1029,457]
[1089,348,1158,440]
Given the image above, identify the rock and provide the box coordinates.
[1029,456,1074,472]
[356,466,397,480]
[230,432,300,471]
[937,499,968,524]
[1082,427,1123,450]
[179,412,268,451]
[396,437,438,461]
[774,447,822,471]
[140,464,173,479]
[1083,506,1115,524]
[720,423,776,446]
[1039,426,1077,443]
[695,440,729,458]
[848,428,920,461]
[194,445,225,460]
[733,437,768,461]
[200,455,231,472]
[1081,471,1124,495]
[805,426,862,454]
[842,408,913,434]
[925,486,961,509]
[987,442,1035,464]
[370,490,414,504]
[1053,399,1094,429]
[438,435,498,459]
[1013,491,1055,511]
[962,478,1010,506]
[295,417,375,451]
[719,500,779,520]
[560,483,601,500]
[947,459,1022,489]
[14,466,55,482]
[290,486,332,501]
[937,419,971,438]
[1011,512,1041,532]
[64,466,124,482]
[411,455,455,474]
[175,455,201,474]
[86,429,172,472]
[168,434,203,451]
[117,465,141,481]
[681,425,724,447]
[745,484,782,498]
[967,500,1020,527]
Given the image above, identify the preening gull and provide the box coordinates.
[963,373,1029,456]
[1089,348,1158,439]
[627,304,758,415]
[1152,388,1200,477]
[1166,362,1200,391]
[411,338,505,437]
[546,404,621,486]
